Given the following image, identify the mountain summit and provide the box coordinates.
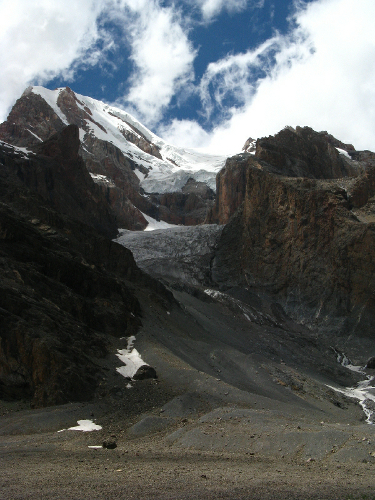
[0,86,226,229]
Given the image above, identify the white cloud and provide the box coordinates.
[192,0,375,153]
[0,0,107,121]
[0,0,197,128]
[157,119,211,149]
[2,0,375,158]
[198,35,283,118]
[111,0,196,126]
[193,0,264,21]
[200,0,248,20]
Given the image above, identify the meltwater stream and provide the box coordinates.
[328,351,375,424]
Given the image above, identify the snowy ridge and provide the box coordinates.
[31,87,227,194]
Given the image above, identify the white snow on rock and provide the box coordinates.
[58,420,102,432]
[89,173,115,187]
[30,86,227,194]
[0,140,33,158]
[26,128,43,142]
[141,212,177,231]
[336,147,351,159]
[27,86,69,126]
[116,335,149,379]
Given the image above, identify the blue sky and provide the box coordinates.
[1,0,375,154]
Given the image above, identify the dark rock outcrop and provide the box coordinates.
[0,200,141,407]
[0,133,173,407]
[208,127,371,226]
[255,126,361,179]
[209,127,369,226]
[210,127,375,340]
[0,89,64,148]
[0,125,118,238]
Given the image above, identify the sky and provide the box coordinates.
[1,0,375,155]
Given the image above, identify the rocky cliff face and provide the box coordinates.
[1,124,118,238]
[0,130,172,407]
[0,202,139,406]
[210,127,375,341]
[254,126,359,179]
[0,91,65,147]
[208,127,366,225]
[207,153,252,225]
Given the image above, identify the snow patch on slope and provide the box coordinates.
[336,147,351,159]
[31,87,69,125]
[0,140,33,158]
[116,336,149,380]
[58,420,102,433]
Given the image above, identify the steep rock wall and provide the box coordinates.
[212,164,375,339]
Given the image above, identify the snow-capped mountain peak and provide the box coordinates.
[0,85,229,229]
[30,86,226,194]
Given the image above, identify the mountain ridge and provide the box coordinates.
[0,86,226,229]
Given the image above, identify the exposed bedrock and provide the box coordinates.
[208,126,371,225]
[254,126,359,179]
[0,133,173,407]
[0,201,142,407]
[211,159,375,343]
[0,125,118,239]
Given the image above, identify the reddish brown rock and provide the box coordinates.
[208,127,367,226]
[212,160,375,339]
[206,154,252,225]
[0,87,65,147]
